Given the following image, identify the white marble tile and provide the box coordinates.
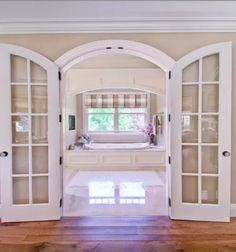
[63,170,168,216]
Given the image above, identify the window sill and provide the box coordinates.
[88,132,145,136]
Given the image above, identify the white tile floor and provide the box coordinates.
[63,170,168,216]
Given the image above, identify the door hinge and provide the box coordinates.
[58,71,61,81]
[168,156,171,164]
[168,71,171,80]
[168,197,171,207]
[168,114,171,122]
[60,198,63,207]
[60,156,63,165]
[59,114,62,123]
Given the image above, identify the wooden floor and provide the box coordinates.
[0,216,236,252]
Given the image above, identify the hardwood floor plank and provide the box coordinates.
[0,217,236,251]
[24,233,236,242]
[1,241,236,252]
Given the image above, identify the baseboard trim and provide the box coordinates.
[230,204,236,217]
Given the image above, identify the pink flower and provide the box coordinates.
[142,123,153,136]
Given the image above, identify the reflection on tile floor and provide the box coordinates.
[63,170,168,216]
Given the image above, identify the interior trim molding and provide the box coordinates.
[230,204,236,217]
[1,17,236,34]
[1,1,236,34]
[55,39,175,72]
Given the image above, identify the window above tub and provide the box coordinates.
[83,92,150,134]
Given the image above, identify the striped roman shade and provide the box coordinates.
[85,94,147,108]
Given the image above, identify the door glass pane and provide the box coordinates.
[182,146,198,173]
[32,116,48,143]
[32,176,48,203]
[11,55,28,83]
[202,176,218,204]
[182,60,199,82]
[202,54,219,82]
[11,85,28,113]
[31,86,48,113]
[30,61,47,83]
[12,147,29,174]
[12,116,29,144]
[182,115,198,143]
[202,84,219,113]
[182,176,198,203]
[13,177,29,204]
[182,85,198,113]
[202,146,218,174]
[202,115,218,143]
[32,146,48,174]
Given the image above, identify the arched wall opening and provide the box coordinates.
[57,40,175,217]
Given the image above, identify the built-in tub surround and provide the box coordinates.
[84,142,152,150]
[65,146,165,171]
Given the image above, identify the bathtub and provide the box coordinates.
[84,142,150,150]
[65,143,165,170]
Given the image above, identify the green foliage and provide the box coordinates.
[88,114,114,131]
[88,108,145,132]
[119,114,145,131]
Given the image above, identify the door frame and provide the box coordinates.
[0,40,232,221]
[55,39,176,216]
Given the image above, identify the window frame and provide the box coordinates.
[83,92,150,134]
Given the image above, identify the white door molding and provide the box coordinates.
[55,39,175,72]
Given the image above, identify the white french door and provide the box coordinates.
[0,44,61,222]
[170,42,232,221]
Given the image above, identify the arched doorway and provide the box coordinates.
[56,40,175,217]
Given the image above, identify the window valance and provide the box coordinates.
[85,94,147,108]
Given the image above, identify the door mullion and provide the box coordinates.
[27,59,32,205]
[198,58,203,205]
[114,108,119,131]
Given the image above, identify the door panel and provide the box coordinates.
[0,44,61,222]
[171,42,232,222]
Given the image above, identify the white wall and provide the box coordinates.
[66,68,166,95]
[156,95,166,147]
[64,95,77,149]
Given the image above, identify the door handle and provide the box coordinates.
[0,151,8,158]
[222,151,230,157]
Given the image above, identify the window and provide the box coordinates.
[84,92,149,133]
[86,107,147,132]
[88,108,115,131]
[118,108,146,131]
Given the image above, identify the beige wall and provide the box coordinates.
[0,33,235,202]
[72,54,158,69]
